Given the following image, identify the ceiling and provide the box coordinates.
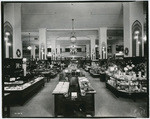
[21,2,124,48]
[21,2,123,32]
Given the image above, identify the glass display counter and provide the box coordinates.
[106,73,147,100]
[89,68,100,78]
[4,77,45,105]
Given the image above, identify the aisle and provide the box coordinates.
[10,70,147,117]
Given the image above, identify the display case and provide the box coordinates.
[4,77,45,105]
[3,58,24,80]
[83,60,91,72]
[89,62,100,78]
[106,75,147,93]
[105,65,147,100]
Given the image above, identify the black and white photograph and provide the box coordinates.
[1,1,149,118]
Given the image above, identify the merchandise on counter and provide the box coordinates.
[78,77,95,96]
[52,82,70,97]
[105,61,147,94]
[4,77,44,91]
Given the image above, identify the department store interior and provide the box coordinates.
[2,1,149,118]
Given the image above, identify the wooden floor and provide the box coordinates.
[10,69,148,118]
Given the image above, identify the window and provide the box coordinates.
[65,48,70,52]
[116,45,123,52]
[107,45,112,53]
[47,48,51,52]
[77,48,82,52]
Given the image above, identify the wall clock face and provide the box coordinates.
[16,49,21,57]
[124,47,129,55]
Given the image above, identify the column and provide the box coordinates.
[49,37,56,60]
[86,44,89,58]
[112,44,116,57]
[13,4,22,58]
[123,2,144,57]
[56,45,60,60]
[99,27,107,59]
[5,38,9,58]
[90,36,96,60]
[136,39,139,56]
[39,28,47,60]
[31,45,36,59]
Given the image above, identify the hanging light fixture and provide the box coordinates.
[27,33,32,50]
[70,19,77,43]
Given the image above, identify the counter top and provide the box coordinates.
[52,82,69,94]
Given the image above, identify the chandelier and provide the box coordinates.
[70,19,77,43]
[27,33,32,50]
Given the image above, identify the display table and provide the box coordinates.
[52,77,96,117]
[4,77,45,105]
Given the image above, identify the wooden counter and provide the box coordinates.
[52,82,70,117]
[52,77,96,117]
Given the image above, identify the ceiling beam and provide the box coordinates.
[22,27,123,33]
